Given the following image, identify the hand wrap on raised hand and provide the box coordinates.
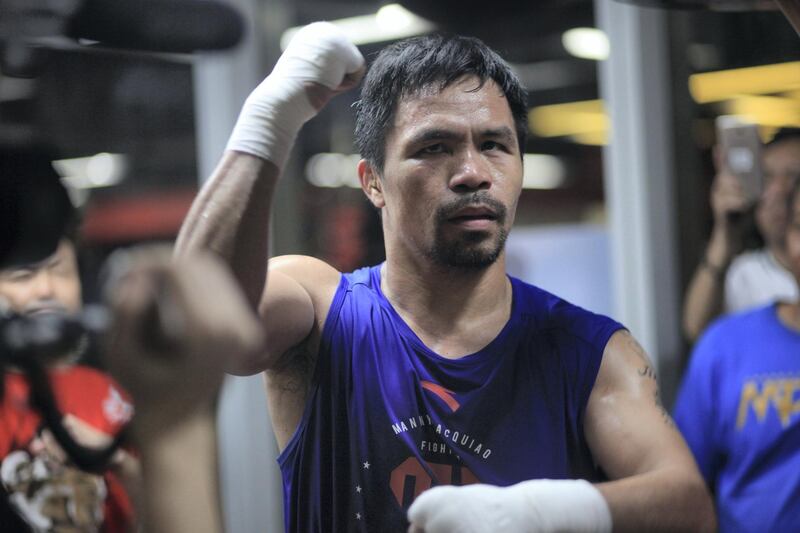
[226,21,364,168]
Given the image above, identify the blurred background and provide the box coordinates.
[1,0,798,530]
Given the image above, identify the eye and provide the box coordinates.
[419,143,446,155]
[481,140,507,152]
[4,269,35,282]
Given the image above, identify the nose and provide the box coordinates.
[30,271,56,300]
[449,146,492,193]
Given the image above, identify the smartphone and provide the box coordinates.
[716,115,764,203]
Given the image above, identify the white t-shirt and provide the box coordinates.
[724,249,799,312]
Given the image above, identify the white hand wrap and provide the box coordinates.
[225,21,364,168]
[407,479,612,533]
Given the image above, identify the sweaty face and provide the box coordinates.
[375,77,523,270]
[756,139,800,247]
[0,239,82,317]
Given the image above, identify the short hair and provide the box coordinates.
[0,146,79,269]
[767,127,800,148]
[354,34,528,171]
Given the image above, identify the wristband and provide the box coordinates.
[701,257,728,279]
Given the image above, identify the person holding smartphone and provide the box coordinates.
[674,178,800,532]
[682,127,800,342]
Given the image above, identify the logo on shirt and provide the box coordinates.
[420,380,460,412]
[736,374,800,430]
[103,386,133,425]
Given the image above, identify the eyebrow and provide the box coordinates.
[407,128,462,147]
[407,126,517,147]
[482,126,517,145]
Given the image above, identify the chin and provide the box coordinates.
[428,230,507,269]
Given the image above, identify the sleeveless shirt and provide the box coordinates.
[278,264,624,532]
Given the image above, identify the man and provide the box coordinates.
[682,128,800,341]
[177,22,715,532]
[0,227,135,532]
[674,180,800,532]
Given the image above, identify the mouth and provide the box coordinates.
[24,307,68,318]
[446,206,499,228]
[448,206,498,222]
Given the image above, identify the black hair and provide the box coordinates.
[354,34,528,171]
[767,127,800,147]
[0,146,78,269]
[790,171,800,210]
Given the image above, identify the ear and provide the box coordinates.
[357,159,385,209]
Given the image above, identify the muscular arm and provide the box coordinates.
[587,330,716,532]
[408,329,716,533]
[175,153,279,312]
[174,23,364,373]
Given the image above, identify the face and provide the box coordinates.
[756,138,800,247]
[0,239,82,317]
[786,187,800,285]
[359,77,523,270]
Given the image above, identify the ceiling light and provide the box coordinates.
[280,5,434,50]
[562,28,610,61]
[722,95,800,128]
[529,99,608,144]
[689,61,800,104]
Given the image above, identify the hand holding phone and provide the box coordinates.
[716,115,764,205]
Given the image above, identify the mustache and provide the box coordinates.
[435,192,507,224]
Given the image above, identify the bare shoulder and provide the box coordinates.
[268,255,341,318]
[228,255,341,375]
[270,254,340,284]
[594,329,656,391]
[586,329,686,477]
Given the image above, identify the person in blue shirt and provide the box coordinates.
[177,22,714,532]
[675,179,800,532]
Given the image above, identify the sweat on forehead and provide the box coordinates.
[353,33,528,170]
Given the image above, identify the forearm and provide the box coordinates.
[682,230,732,341]
[176,152,279,309]
[597,467,715,533]
[137,411,224,533]
[682,263,725,341]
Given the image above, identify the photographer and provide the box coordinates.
[683,128,800,342]
[0,221,137,532]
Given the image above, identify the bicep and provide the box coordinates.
[246,255,339,374]
[584,330,698,478]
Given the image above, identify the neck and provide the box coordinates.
[777,302,800,333]
[380,252,512,356]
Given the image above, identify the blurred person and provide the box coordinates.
[101,246,262,533]
[674,179,800,532]
[0,222,136,533]
[682,128,800,342]
[177,23,714,532]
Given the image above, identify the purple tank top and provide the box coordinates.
[278,264,623,532]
